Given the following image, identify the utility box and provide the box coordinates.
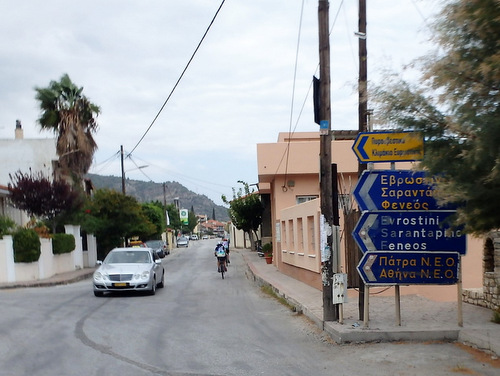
[332,273,347,304]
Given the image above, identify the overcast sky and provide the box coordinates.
[0,0,441,206]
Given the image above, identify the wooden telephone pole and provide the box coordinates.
[357,0,368,319]
[318,0,337,322]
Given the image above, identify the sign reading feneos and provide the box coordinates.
[352,131,424,163]
[352,211,466,255]
[353,170,456,212]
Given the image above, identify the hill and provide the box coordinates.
[86,173,230,222]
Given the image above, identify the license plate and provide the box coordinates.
[113,282,127,287]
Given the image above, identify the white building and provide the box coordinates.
[0,120,58,225]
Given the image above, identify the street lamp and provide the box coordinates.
[122,165,148,194]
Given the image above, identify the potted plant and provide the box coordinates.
[262,242,273,264]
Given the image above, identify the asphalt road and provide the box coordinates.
[0,240,498,376]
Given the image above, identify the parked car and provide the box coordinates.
[190,234,198,240]
[177,236,189,247]
[202,235,209,240]
[93,247,165,297]
[145,239,169,257]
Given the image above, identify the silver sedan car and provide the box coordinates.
[93,247,165,297]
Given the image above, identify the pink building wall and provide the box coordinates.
[257,131,484,302]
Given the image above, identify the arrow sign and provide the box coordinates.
[352,211,466,255]
[353,170,456,211]
[352,131,424,163]
[357,251,460,285]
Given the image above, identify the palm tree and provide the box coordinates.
[35,74,100,183]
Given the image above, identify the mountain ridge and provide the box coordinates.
[86,173,230,222]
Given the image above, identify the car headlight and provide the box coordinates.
[93,272,104,281]
[133,271,150,280]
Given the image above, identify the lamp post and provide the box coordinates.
[120,153,148,195]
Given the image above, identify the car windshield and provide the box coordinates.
[145,240,162,248]
[105,250,151,264]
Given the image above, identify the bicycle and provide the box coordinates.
[217,256,227,279]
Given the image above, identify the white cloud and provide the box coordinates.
[0,0,439,206]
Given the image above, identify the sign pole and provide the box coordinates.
[395,286,401,326]
[458,256,463,327]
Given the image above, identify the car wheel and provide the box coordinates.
[94,291,104,297]
[149,279,156,295]
[158,271,165,288]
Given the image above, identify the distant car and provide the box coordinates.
[190,234,198,240]
[145,239,169,257]
[177,236,189,247]
[202,235,209,240]
[93,247,165,297]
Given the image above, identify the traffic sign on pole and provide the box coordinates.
[353,170,456,212]
[352,131,424,163]
[357,251,460,285]
[352,211,466,255]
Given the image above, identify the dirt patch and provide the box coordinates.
[455,342,500,368]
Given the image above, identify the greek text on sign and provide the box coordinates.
[352,211,466,255]
[357,251,459,285]
[352,131,424,163]
[353,170,456,211]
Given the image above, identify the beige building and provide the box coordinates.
[257,131,490,303]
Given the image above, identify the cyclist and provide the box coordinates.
[222,238,230,264]
[214,242,227,273]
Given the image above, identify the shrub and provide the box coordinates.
[262,242,273,256]
[52,233,76,255]
[13,228,41,263]
[492,307,500,324]
[0,216,16,238]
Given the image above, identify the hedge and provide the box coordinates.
[52,233,76,255]
[13,228,41,263]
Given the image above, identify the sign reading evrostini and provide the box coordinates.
[352,210,466,255]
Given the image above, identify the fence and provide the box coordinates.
[0,225,97,284]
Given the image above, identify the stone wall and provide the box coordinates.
[462,231,500,310]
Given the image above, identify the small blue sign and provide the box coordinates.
[352,211,466,255]
[357,251,460,285]
[353,170,455,212]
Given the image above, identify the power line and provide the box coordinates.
[127,0,226,157]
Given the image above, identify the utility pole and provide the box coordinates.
[318,0,337,322]
[121,145,126,195]
[357,0,368,320]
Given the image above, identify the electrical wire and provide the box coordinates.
[127,0,226,157]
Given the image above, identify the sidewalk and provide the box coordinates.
[0,267,95,289]
[243,249,500,357]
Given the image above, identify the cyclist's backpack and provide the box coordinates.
[216,246,226,257]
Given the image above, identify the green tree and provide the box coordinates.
[8,169,83,232]
[372,0,500,235]
[222,181,263,250]
[142,202,164,238]
[35,74,100,184]
[80,189,156,258]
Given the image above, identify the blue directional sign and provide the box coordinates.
[357,251,460,285]
[352,211,466,255]
[353,170,455,212]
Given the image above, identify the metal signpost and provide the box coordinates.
[351,131,465,327]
